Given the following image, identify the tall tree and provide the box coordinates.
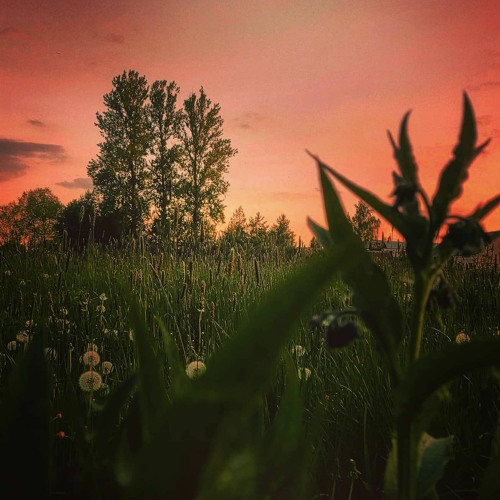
[270,214,295,248]
[177,87,237,240]
[348,201,381,242]
[0,188,62,246]
[149,79,181,239]
[87,70,151,237]
[248,212,269,248]
[222,206,248,246]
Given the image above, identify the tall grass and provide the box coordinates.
[0,238,498,498]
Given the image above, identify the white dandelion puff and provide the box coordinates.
[186,360,207,379]
[101,361,114,375]
[455,332,471,344]
[82,350,101,367]
[79,371,103,392]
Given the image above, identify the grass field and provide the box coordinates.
[0,239,498,499]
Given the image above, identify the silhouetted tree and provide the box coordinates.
[149,79,182,240]
[88,70,151,237]
[347,201,381,242]
[0,188,62,246]
[177,87,237,240]
[270,214,295,248]
[222,206,248,247]
[248,212,269,249]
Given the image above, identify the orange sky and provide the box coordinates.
[1,0,499,242]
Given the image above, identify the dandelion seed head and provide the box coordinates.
[16,331,29,343]
[186,360,207,379]
[455,332,471,344]
[79,371,103,392]
[101,361,113,374]
[82,350,101,367]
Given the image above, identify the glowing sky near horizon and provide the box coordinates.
[1,0,499,242]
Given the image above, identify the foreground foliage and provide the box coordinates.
[0,94,499,499]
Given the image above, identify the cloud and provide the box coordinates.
[0,138,66,183]
[233,111,265,130]
[468,81,500,91]
[104,32,125,44]
[27,119,45,127]
[55,177,93,189]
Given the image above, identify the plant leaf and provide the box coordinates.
[471,194,500,222]
[127,296,167,443]
[394,341,500,499]
[317,161,403,381]
[306,217,333,248]
[432,93,490,228]
[308,152,428,250]
[388,111,419,186]
[0,331,51,498]
[122,241,358,498]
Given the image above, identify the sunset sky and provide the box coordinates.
[1,0,499,242]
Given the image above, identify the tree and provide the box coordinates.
[348,201,381,242]
[177,87,237,240]
[87,70,151,237]
[149,79,182,239]
[0,188,62,246]
[248,212,269,248]
[270,214,295,248]
[222,206,248,247]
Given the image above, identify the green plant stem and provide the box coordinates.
[408,274,432,365]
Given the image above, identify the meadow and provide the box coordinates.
[0,238,498,499]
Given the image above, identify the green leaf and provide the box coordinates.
[0,331,51,498]
[309,152,428,250]
[156,317,189,395]
[385,433,454,500]
[127,297,167,442]
[417,434,454,498]
[387,111,419,186]
[317,161,403,381]
[432,93,490,228]
[122,241,358,498]
[394,341,500,499]
[93,374,137,459]
[306,217,333,248]
[471,194,500,222]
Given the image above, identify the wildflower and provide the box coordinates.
[96,304,106,314]
[16,331,29,343]
[298,367,312,381]
[79,370,103,392]
[291,345,306,357]
[19,280,26,286]
[99,293,108,302]
[82,350,100,367]
[86,343,98,352]
[455,332,471,344]
[101,361,113,375]
[7,341,17,351]
[326,321,360,348]
[186,360,207,379]
[103,328,110,336]
[56,431,66,439]
[61,308,69,316]
[43,273,50,279]
[4,270,11,276]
